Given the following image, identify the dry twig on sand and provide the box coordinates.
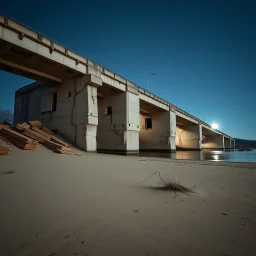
[136,172,195,198]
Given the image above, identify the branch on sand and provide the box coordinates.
[136,172,195,198]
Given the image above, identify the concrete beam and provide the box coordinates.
[0,57,62,82]
[0,22,87,74]
[139,94,169,111]
[202,124,222,135]
[101,73,126,91]
[176,111,198,124]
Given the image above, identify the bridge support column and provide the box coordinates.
[176,124,203,150]
[203,134,224,149]
[224,137,231,149]
[139,109,176,152]
[97,89,140,154]
[231,139,236,149]
[72,75,102,151]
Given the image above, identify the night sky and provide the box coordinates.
[0,0,255,139]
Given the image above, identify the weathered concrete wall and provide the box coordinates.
[224,137,231,149]
[203,135,224,149]
[14,74,102,151]
[41,79,77,144]
[176,124,202,150]
[139,110,176,152]
[97,91,140,153]
[14,82,52,124]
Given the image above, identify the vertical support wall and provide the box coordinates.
[126,91,140,152]
[72,83,99,151]
[231,139,236,149]
[139,109,176,152]
[14,75,102,151]
[224,137,231,149]
[97,89,140,154]
[176,124,202,150]
[42,74,102,151]
[203,134,224,149]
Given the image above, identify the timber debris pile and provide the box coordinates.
[0,121,72,155]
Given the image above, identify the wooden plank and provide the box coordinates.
[23,130,44,143]
[16,122,31,131]
[28,120,43,128]
[44,139,71,151]
[0,133,37,150]
[0,124,11,130]
[15,124,24,131]
[24,128,49,141]
[41,126,54,135]
[43,140,62,150]
[31,127,52,139]
[1,128,34,144]
[0,146,10,155]
[23,144,37,150]
[54,148,72,155]
[50,136,69,147]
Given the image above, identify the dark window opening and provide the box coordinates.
[67,91,72,98]
[52,93,57,111]
[105,106,112,115]
[145,118,152,129]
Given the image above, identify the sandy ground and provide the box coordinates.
[1,145,256,256]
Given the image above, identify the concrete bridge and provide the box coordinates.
[0,13,235,153]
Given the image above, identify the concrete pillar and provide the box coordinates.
[97,90,140,154]
[224,137,231,149]
[203,134,224,149]
[139,109,176,152]
[232,139,236,149]
[72,74,102,151]
[125,91,140,153]
[176,124,202,150]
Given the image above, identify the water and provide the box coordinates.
[139,149,256,163]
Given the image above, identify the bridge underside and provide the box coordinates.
[139,100,176,152]
[202,127,224,149]
[176,116,202,150]
[1,14,234,154]
[0,41,80,82]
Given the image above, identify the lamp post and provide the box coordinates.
[146,73,155,90]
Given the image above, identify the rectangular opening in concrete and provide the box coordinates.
[202,126,224,149]
[176,115,202,150]
[139,100,175,152]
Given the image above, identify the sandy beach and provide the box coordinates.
[1,145,256,256]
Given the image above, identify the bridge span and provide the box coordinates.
[0,13,235,153]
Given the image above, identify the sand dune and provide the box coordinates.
[1,145,256,256]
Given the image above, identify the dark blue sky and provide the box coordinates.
[0,0,255,139]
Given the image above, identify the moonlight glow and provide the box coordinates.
[211,123,219,129]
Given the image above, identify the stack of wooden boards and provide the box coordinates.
[0,127,38,151]
[0,124,11,155]
[0,120,72,155]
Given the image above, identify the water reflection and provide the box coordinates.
[139,149,256,163]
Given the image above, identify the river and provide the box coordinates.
[139,149,256,163]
